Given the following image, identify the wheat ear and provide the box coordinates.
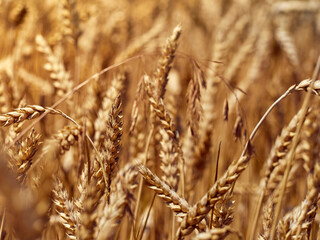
[94,95,123,202]
[153,24,181,99]
[0,105,72,127]
[160,128,180,191]
[274,17,300,69]
[14,128,41,183]
[60,0,80,44]
[270,57,320,240]
[78,176,101,240]
[176,152,252,239]
[137,162,190,217]
[179,76,320,238]
[290,162,320,238]
[53,178,79,240]
[96,164,138,240]
[94,73,125,147]
[35,34,73,98]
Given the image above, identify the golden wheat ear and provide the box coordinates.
[94,73,125,148]
[35,34,73,99]
[137,162,189,217]
[77,175,102,240]
[95,164,138,240]
[0,105,74,127]
[153,24,181,99]
[261,109,308,195]
[94,94,123,202]
[288,162,320,238]
[177,148,253,238]
[159,128,180,191]
[14,128,41,183]
[52,178,79,240]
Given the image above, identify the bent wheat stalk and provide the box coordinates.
[270,57,320,240]
[177,74,320,239]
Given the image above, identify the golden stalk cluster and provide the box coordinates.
[0,1,320,240]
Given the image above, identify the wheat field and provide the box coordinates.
[0,0,320,239]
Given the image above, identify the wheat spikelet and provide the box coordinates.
[260,162,303,239]
[259,197,274,240]
[183,11,248,197]
[177,151,252,238]
[0,105,67,127]
[94,95,123,201]
[60,0,81,44]
[295,106,320,173]
[35,34,73,98]
[295,79,320,95]
[266,152,303,200]
[153,24,181,99]
[194,226,243,240]
[52,178,79,240]
[144,75,177,140]
[94,73,125,147]
[144,73,185,163]
[274,17,300,69]
[186,61,205,136]
[78,176,101,240]
[289,163,320,238]
[160,128,180,191]
[95,164,138,240]
[137,163,190,217]
[276,208,292,239]
[54,125,82,155]
[210,193,234,228]
[276,196,317,239]
[14,128,41,183]
[75,165,88,214]
[260,109,306,195]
